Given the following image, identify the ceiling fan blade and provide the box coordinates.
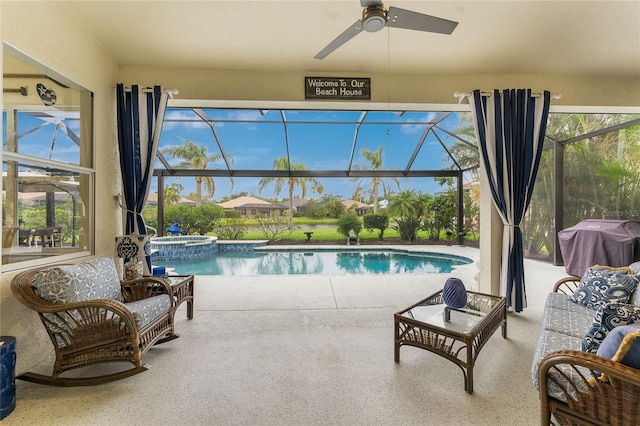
[314,20,364,60]
[386,6,458,34]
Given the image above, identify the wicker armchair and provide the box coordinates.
[537,276,640,426]
[11,258,177,386]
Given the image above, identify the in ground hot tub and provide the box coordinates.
[150,236,218,262]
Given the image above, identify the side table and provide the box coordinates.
[164,275,195,319]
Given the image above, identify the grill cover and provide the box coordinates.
[558,219,640,276]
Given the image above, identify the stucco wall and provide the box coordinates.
[117,66,640,107]
[1,1,120,373]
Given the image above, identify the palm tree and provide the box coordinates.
[164,183,184,205]
[257,157,324,226]
[160,139,233,205]
[448,113,481,181]
[352,146,400,213]
[387,190,432,218]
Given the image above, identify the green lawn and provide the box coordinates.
[212,217,479,243]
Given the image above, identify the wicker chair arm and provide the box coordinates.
[540,350,640,384]
[552,276,582,295]
[539,349,640,426]
[120,276,174,307]
[33,298,138,331]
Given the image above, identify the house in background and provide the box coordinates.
[9,192,73,208]
[286,197,310,215]
[217,196,288,217]
[343,199,370,216]
[146,192,197,207]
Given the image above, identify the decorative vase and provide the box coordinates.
[124,259,143,280]
[442,278,467,309]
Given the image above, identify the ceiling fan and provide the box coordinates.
[314,0,458,60]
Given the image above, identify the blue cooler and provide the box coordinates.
[0,336,16,420]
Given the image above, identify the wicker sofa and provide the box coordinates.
[11,257,177,386]
[532,262,640,425]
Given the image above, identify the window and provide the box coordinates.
[2,44,95,269]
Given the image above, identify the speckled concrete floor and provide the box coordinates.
[3,247,567,425]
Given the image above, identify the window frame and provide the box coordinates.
[2,46,95,272]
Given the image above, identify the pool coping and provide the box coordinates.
[257,244,480,278]
[253,245,475,264]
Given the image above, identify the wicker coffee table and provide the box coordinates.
[394,290,507,394]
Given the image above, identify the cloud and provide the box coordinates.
[400,112,440,135]
[163,110,210,130]
[226,110,263,122]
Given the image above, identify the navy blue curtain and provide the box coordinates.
[116,84,169,273]
[469,89,551,312]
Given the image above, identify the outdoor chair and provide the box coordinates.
[346,230,360,246]
[11,257,178,386]
[18,229,35,246]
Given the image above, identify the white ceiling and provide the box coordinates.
[57,0,640,77]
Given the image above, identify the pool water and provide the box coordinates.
[160,250,472,276]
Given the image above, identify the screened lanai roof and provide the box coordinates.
[155,108,478,179]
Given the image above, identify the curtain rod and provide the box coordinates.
[3,87,28,96]
[454,91,561,102]
[123,86,179,98]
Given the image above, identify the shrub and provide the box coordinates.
[363,213,389,240]
[325,200,346,218]
[213,218,247,240]
[336,214,362,238]
[393,216,422,243]
[223,209,241,218]
[309,205,328,218]
[164,204,225,235]
[254,212,297,241]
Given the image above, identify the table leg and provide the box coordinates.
[501,306,508,338]
[186,278,194,319]
[186,299,193,320]
[394,320,401,362]
[466,343,474,394]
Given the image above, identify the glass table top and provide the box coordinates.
[162,275,191,286]
[397,291,503,334]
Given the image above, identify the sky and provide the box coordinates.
[4,108,476,203]
[155,108,475,202]
[4,111,82,165]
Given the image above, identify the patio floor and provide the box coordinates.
[5,246,569,426]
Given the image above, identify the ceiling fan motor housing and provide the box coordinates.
[362,5,387,32]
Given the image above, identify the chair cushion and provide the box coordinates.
[581,303,640,353]
[33,257,122,303]
[570,266,638,309]
[532,328,583,388]
[124,294,172,329]
[596,323,640,369]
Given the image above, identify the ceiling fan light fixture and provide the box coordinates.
[362,5,387,32]
[314,1,458,60]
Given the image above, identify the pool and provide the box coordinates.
[158,249,473,276]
